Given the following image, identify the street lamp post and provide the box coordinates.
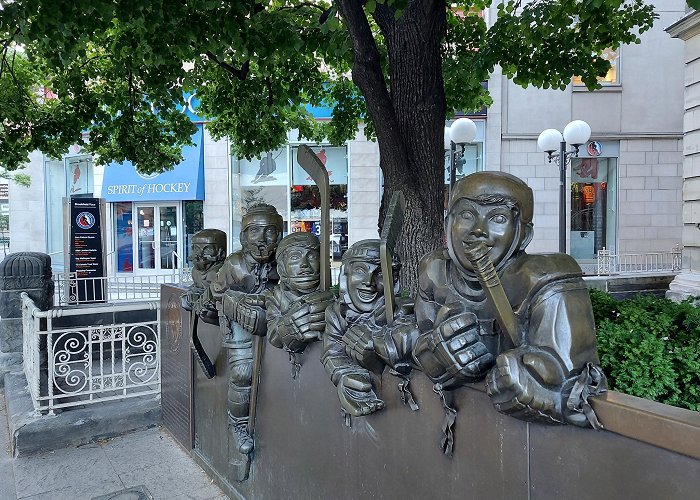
[537,120,592,254]
[446,118,477,198]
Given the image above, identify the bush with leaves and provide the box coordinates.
[589,289,700,412]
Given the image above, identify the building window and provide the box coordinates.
[572,47,620,86]
[183,200,204,264]
[115,202,134,272]
[570,151,618,261]
[290,146,349,262]
[45,154,96,270]
[237,148,290,233]
[65,156,94,196]
[444,142,484,211]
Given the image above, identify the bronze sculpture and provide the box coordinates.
[322,239,418,419]
[266,232,334,377]
[204,204,283,455]
[412,171,606,454]
[182,228,227,316]
[181,229,227,378]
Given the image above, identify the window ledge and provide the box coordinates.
[572,84,622,93]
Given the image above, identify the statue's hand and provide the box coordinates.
[337,370,385,417]
[289,291,334,338]
[486,346,567,424]
[373,319,420,376]
[429,311,495,385]
[236,294,267,336]
[221,290,246,322]
[343,323,385,374]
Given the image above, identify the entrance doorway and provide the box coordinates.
[133,203,181,272]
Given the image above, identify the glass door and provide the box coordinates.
[134,202,181,272]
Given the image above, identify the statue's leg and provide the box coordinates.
[227,323,254,454]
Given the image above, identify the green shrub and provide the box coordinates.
[590,290,700,412]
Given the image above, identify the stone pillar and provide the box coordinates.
[0,252,53,386]
[667,12,700,301]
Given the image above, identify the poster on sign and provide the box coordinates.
[67,197,106,303]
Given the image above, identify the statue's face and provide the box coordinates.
[190,239,224,271]
[345,260,384,313]
[449,199,516,272]
[242,224,280,263]
[281,246,321,293]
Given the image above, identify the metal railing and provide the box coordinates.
[596,246,682,276]
[53,269,192,306]
[22,292,161,414]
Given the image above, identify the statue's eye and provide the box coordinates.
[491,214,508,224]
[460,210,475,220]
[352,264,367,276]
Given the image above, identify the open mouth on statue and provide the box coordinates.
[356,287,377,302]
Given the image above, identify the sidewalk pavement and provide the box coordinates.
[0,392,228,500]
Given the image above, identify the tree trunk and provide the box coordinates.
[336,0,446,295]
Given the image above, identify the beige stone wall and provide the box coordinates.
[617,138,683,253]
[499,138,683,255]
[9,151,47,254]
[202,129,232,244]
[347,125,381,244]
[498,139,560,253]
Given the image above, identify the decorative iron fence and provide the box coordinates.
[22,293,160,414]
[52,269,192,306]
[596,246,682,276]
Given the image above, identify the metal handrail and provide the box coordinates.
[21,292,161,414]
[597,246,682,276]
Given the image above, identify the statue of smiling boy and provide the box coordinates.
[413,171,606,428]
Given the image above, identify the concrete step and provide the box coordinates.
[3,371,161,457]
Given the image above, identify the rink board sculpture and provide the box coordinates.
[182,146,607,482]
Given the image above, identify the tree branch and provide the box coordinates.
[334,0,407,171]
[0,27,21,80]
[204,51,250,80]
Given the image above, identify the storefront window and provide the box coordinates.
[183,200,203,264]
[444,142,483,211]
[115,202,134,272]
[65,156,94,196]
[237,148,290,233]
[45,154,95,271]
[570,148,618,261]
[290,146,348,262]
[45,159,66,269]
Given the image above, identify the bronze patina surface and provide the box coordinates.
[182,229,227,378]
[200,204,283,471]
[321,239,419,420]
[266,232,334,378]
[413,171,606,452]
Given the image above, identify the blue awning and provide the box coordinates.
[101,125,205,202]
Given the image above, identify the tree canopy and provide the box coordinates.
[0,0,656,290]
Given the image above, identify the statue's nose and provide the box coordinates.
[470,224,488,238]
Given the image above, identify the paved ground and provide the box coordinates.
[0,391,228,500]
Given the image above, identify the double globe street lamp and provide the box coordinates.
[445,117,477,198]
[537,120,592,253]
